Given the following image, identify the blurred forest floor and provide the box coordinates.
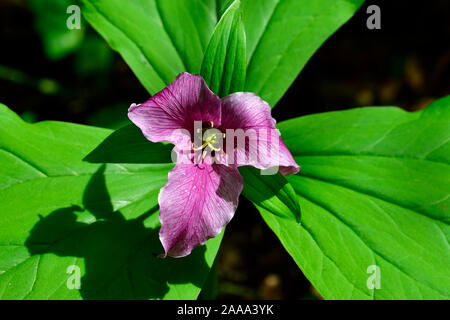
[0,0,449,299]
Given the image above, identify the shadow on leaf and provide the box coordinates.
[25,164,210,299]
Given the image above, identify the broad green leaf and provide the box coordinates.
[201,0,246,97]
[240,166,300,222]
[261,96,450,299]
[80,0,217,94]
[29,0,84,60]
[243,0,365,107]
[0,104,222,300]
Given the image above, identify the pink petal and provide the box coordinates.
[158,163,243,258]
[220,93,300,175]
[221,92,276,129]
[128,73,222,145]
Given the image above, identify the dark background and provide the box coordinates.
[0,0,449,299]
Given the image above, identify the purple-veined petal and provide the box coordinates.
[220,92,300,175]
[158,163,243,258]
[128,72,222,145]
[220,92,276,130]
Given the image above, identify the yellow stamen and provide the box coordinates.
[192,140,210,151]
[192,135,217,151]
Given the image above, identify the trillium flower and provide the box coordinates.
[129,73,299,258]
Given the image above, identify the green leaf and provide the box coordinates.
[201,0,246,97]
[216,0,235,18]
[243,0,365,107]
[29,0,84,60]
[0,104,222,299]
[80,0,218,94]
[261,96,450,299]
[240,166,300,222]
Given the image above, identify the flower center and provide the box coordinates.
[191,121,225,158]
